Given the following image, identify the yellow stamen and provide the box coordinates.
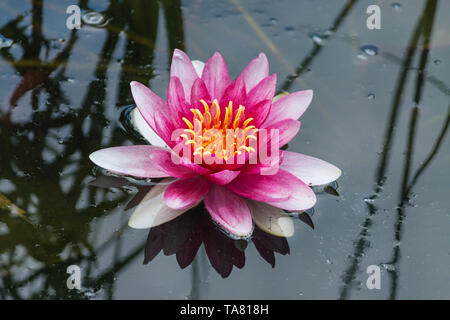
[180,99,259,161]
[213,99,221,124]
[243,118,254,128]
[233,105,245,129]
[191,109,204,124]
[194,118,203,131]
[223,101,233,129]
[182,117,194,130]
[243,125,256,133]
[200,99,212,128]
[184,129,196,136]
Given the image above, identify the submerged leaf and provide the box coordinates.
[324,184,340,196]
[0,193,25,216]
[298,212,314,229]
[88,175,130,188]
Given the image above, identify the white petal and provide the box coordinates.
[281,151,342,186]
[132,107,168,148]
[247,200,294,237]
[192,60,205,78]
[128,179,191,229]
[272,92,289,103]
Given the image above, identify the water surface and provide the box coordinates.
[0,0,449,299]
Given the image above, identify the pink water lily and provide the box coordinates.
[89,49,341,238]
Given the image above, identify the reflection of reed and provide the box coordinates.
[339,6,426,299]
[0,0,185,299]
[385,105,449,299]
[339,0,447,299]
[279,0,358,93]
[228,0,292,72]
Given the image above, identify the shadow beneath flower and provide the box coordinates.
[90,174,292,278]
[143,203,290,278]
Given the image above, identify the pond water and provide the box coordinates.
[0,0,449,299]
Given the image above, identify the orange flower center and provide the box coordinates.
[181,99,258,161]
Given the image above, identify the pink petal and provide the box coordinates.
[89,146,169,178]
[280,151,342,186]
[241,149,283,175]
[261,119,301,148]
[264,90,313,126]
[131,107,167,147]
[164,176,211,209]
[128,178,191,229]
[153,111,178,148]
[220,75,246,110]
[245,99,271,128]
[148,148,197,179]
[170,49,199,101]
[267,170,317,211]
[202,52,230,100]
[241,53,269,93]
[246,74,277,109]
[225,171,294,202]
[130,81,175,146]
[179,157,212,175]
[190,78,211,107]
[167,76,189,119]
[206,170,240,185]
[130,81,167,131]
[204,185,253,238]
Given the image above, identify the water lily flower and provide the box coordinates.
[89,49,341,239]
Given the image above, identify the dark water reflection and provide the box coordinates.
[0,0,449,299]
[143,203,290,279]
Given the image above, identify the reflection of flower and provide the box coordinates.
[143,203,290,278]
[89,49,341,238]
[89,175,294,278]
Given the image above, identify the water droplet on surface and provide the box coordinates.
[364,196,376,203]
[82,11,107,26]
[360,44,378,56]
[323,28,333,36]
[434,59,441,65]
[381,263,396,271]
[357,53,367,60]
[368,93,375,100]
[309,32,323,45]
[284,26,294,32]
[0,35,13,48]
[392,2,403,12]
